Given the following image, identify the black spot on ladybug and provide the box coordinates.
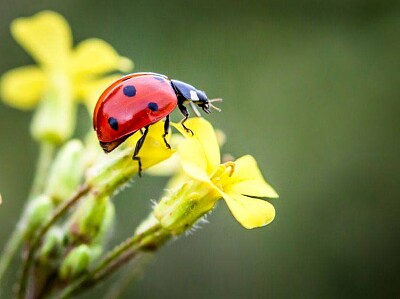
[148,102,159,111]
[123,85,136,97]
[108,117,119,130]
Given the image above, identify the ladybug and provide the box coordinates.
[93,72,221,175]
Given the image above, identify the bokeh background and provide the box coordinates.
[1,1,399,298]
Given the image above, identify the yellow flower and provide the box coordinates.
[0,11,133,144]
[154,118,278,231]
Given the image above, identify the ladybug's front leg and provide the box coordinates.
[178,103,194,136]
[132,126,149,177]
[163,115,171,149]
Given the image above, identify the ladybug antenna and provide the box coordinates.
[208,98,222,112]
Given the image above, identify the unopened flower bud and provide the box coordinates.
[82,132,104,169]
[86,148,136,197]
[38,227,64,265]
[154,181,219,235]
[59,244,96,280]
[45,139,84,204]
[24,195,53,238]
[67,194,114,245]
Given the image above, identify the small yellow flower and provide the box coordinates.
[0,11,133,143]
[155,118,278,230]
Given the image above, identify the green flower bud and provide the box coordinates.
[86,147,136,197]
[67,194,115,245]
[31,71,75,145]
[38,227,64,266]
[154,181,218,235]
[82,131,104,169]
[45,139,84,204]
[24,195,53,238]
[59,244,92,280]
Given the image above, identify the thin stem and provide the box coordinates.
[17,184,90,299]
[0,142,56,291]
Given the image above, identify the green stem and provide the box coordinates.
[18,184,90,299]
[0,142,56,292]
[55,224,166,299]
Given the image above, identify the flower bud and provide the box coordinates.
[59,244,97,280]
[67,194,114,245]
[31,71,75,145]
[38,227,64,266]
[86,148,136,197]
[154,181,219,235]
[82,131,104,169]
[24,195,53,238]
[45,139,84,204]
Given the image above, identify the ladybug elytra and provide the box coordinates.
[93,72,221,175]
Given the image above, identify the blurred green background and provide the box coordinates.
[1,0,399,298]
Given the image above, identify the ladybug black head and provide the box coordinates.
[171,79,221,114]
[194,90,222,114]
[194,90,211,113]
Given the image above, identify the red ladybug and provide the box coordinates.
[93,72,221,175]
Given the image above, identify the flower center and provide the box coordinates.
[223,162,236,177]
[210,162,236,191]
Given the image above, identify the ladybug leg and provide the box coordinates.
[163,115,171,149]
[178,103,194,136]
[132,126,149,177]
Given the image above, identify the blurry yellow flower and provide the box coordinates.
[0,11,133,143]
[156,118,278,230]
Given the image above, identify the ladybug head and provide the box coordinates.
[193,90,222,114]
[171,79,222,114]
[193,90,210,113]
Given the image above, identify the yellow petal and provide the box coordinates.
[72,38,133,77]
[0,66,45,109]
[125,121,175,171]
[146,133,185,176]
[178,137,210,182]
[226,155,278,198]
[11,11,72,69]
[173,117,220,174]
[222,192,275,229]
[146,153,181,176]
